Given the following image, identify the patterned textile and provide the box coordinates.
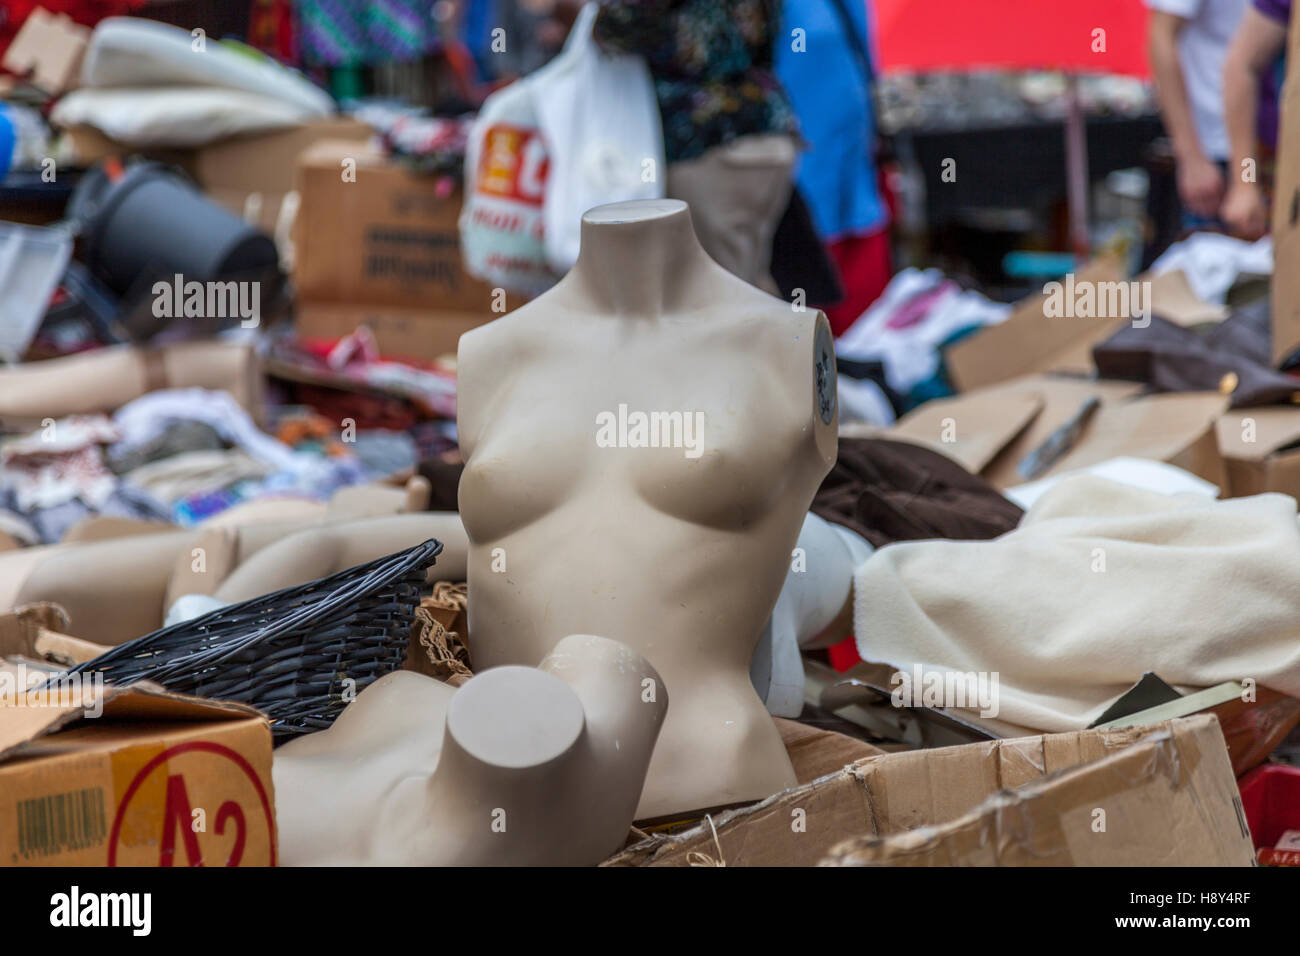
[593,0,798,162]
[295,0,442,66]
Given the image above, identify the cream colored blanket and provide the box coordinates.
[853,475,1300,731]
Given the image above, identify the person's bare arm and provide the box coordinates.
[1222,7,1288,236]
[1150,9,1226,216]
[1149,11,1204,164]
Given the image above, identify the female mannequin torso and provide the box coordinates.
[458,200,836,818]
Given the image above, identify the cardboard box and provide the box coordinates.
[773,717,886,785]
[0,683,276,866]
[605,715,1254,866]
[2,7,89,95]
[0,604,107,669]
[295,139,504,314]
[198,120,370,236]
[888,373,1226,489]
[1217,405,1300,498]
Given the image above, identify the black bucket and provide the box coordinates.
[68,161,281,338]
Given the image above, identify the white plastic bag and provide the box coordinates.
[533,3,665,273]
[460,3,664,291]
[460,65,558,295]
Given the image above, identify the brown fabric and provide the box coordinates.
[812,438,1023,548]
[1093,301,1300,408]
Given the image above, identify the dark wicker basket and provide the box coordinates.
[62,538,443,739]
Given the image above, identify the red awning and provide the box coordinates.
[871,0,1151,78]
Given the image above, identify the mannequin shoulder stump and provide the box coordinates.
[445,667,585,770]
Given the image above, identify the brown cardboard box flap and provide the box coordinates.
[1047,391,1229,481]
[1147,268,1228,327]
[1216,405,1300,460]
[774,717,886,784]
[945,258,1129,391]
[0,602,108,667]
[605,715,1252,866]
[887,374,1143,486]
[196,119,369,195]
[0,684,266,764]
[822,716,1248,866]
[888,390,1044,473]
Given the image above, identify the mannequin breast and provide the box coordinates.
[461,311,821,671]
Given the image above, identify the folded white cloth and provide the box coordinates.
[53,87,311,147]
[82,18,334,117]
[1151,231,1273,303]
[853,475,1300,731]
[1004,456,1219,510]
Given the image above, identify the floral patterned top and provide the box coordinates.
[593,0,799,163]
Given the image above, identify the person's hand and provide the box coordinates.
[1176,153,1225,218]
[1221,180,1270,239]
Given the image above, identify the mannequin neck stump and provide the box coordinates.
[568,199,716,317]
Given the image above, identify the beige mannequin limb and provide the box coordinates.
[7,513,468,643]
[209,513,467,602]
[457,199,837,818]
[0,342,262,427]
[194,475,429,530]
[273,634,667,865]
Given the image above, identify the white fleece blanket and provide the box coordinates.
[853,475,1300,731]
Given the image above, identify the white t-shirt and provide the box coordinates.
[1146,0,1249,160]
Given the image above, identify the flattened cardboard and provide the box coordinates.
[0,684,275,866]
[1148,268,1228,327]
[887,390,1045,473]
[888,374,1148,488]
[945,258,1129,391]
[1044,390,1228,487]
[605,715,1253,866]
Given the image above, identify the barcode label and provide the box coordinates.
[17,788,107,858]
